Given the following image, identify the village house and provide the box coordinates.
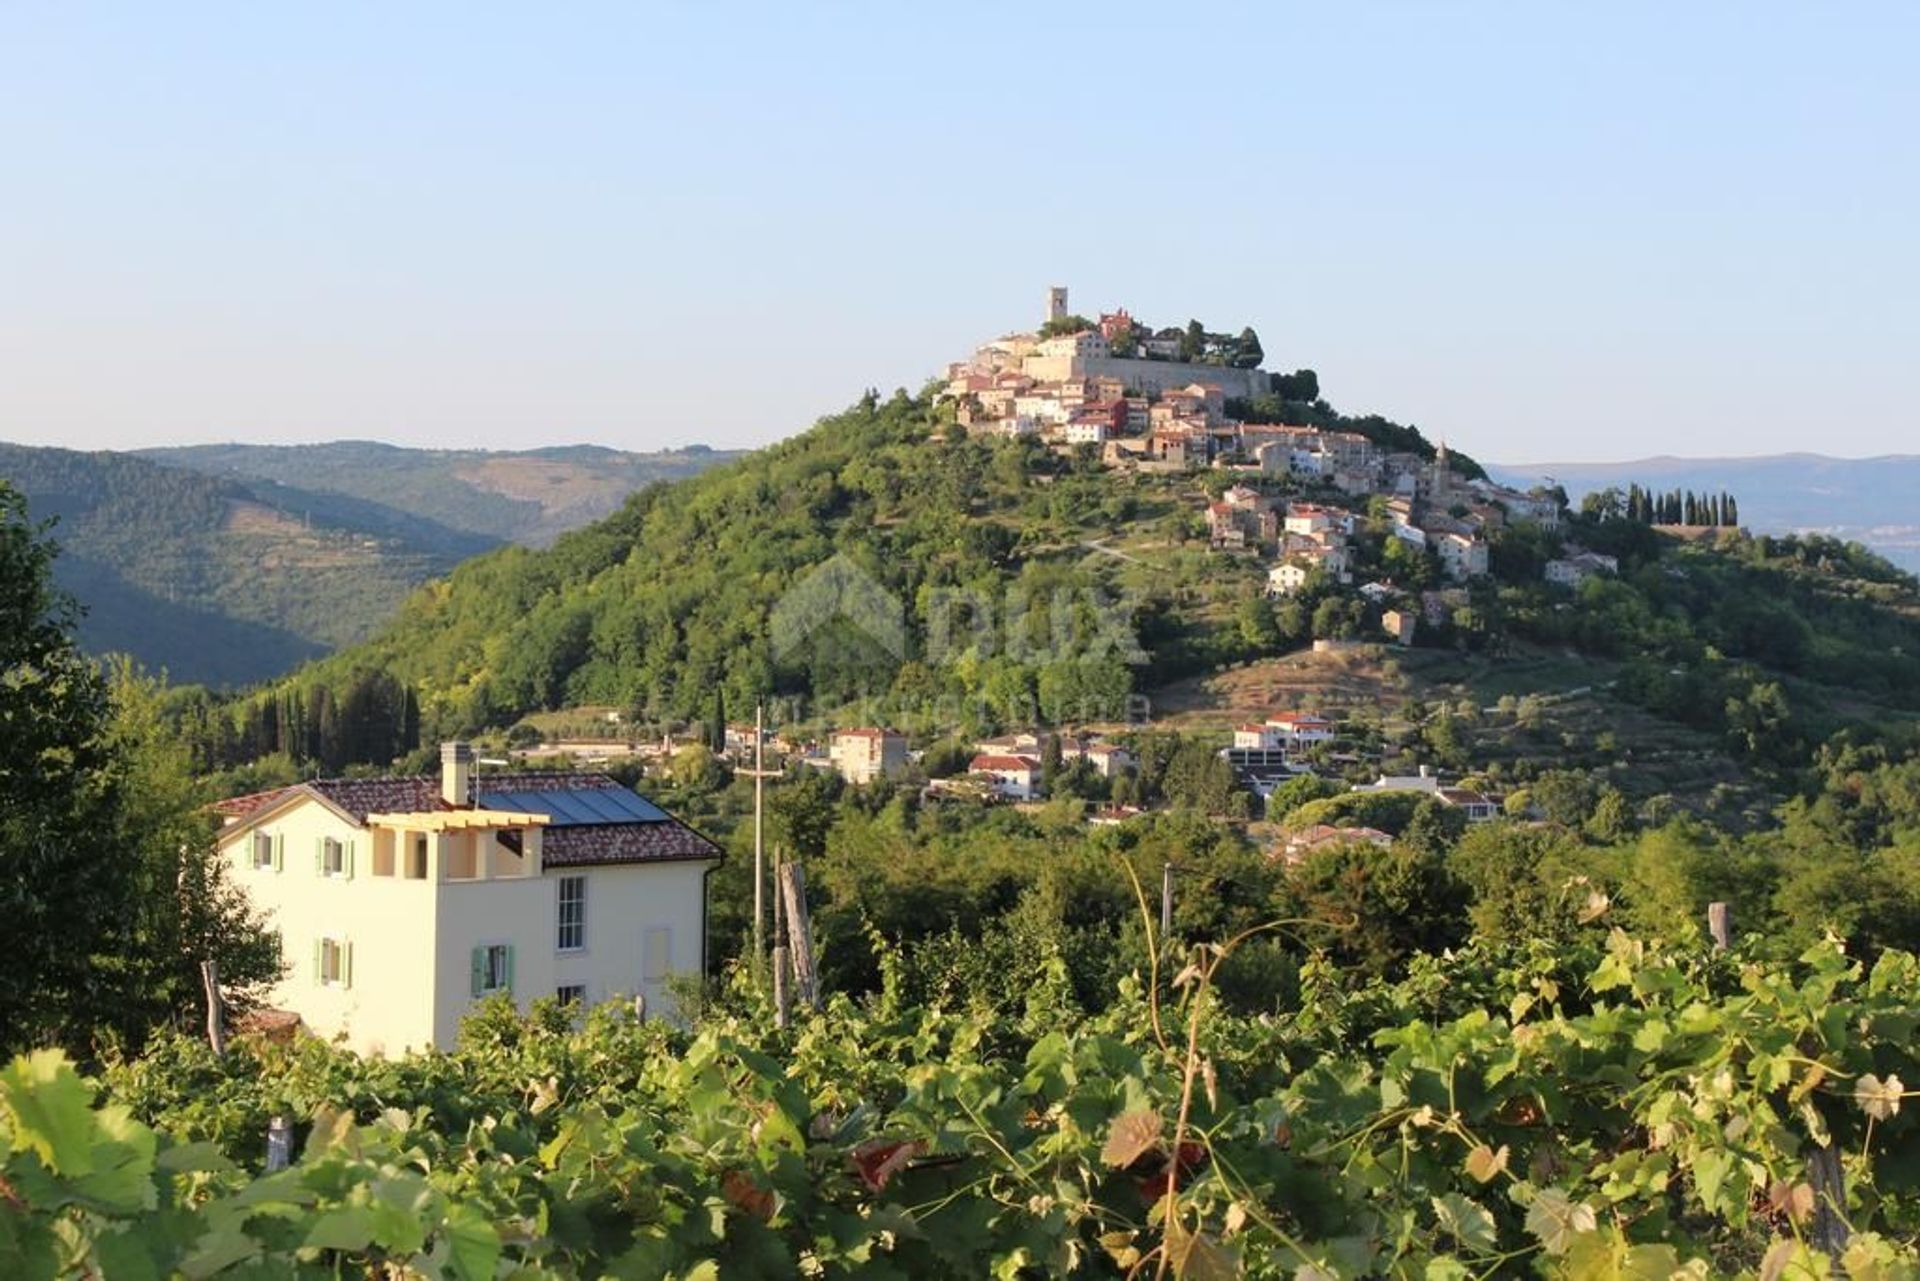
[1435,531,1490,580]
[829,728,908,785]
[1279,824,1394,864]
[1267,714,1335,750]
[1234,723,1286,752]
[1545,550,1620,588]
[969,753,1042,801]
[1380,608,1418,647]
[1437,787,1499,822]
[213,742,719,1055]
[974,731,1043,757]
[1061,737,1135,778]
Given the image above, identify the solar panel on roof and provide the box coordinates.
[478,787,670,826]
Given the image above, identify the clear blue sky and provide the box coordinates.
[3,3,1915,462]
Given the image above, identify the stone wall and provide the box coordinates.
[1021,353,1268,400]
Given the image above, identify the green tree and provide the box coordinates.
[0,484,123,1051]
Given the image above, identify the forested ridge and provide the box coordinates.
[157,385,1920,789]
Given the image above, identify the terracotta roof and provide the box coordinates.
[213,787,295,819]
[542,822,720,867]
[970,754,1039,773]
[217,769,717,866]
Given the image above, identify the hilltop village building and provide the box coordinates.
[214,742,720,1055]
[941,290,1567,646]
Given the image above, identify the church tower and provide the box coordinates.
[1046,286,1069,326]
[1429,440,1452,505]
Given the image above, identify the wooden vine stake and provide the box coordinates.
[1707,901,1732,951]
[778,862,821,1012]
[772,945,791,1029]
[199,960,227,1057]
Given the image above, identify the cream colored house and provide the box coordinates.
[828,728,908,785]
[216,743,720,1055]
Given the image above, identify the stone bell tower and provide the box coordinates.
[1046,286,1069,326]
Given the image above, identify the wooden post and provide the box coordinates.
[779,862,821,1011]
[1807,1139,1849,1261]
[265,1115,292,1172]
[772,945,791,1029]
[199,960,226,1056]
[739,704,783,964]
[1707,901,1732,951]
[1161,864,1175,942]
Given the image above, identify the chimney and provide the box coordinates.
[441,741,475,807]
[1418,764,1433,779]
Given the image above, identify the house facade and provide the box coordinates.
[216,743,719,1056]
[829,728,909,784]
[969,753,1041,801]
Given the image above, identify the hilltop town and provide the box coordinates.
[941,289,1614,642]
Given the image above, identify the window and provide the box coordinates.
[470,943,513,997]
[252,831,277,870]
[406,834,429,880]
[319,837,347,877]
[556,984,586,1006]
[642,927,672,985]
[556,875,586,952]
[315,937,352,987]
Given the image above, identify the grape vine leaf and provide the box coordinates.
[443,1202,501,1281]
[0,1050,99,1176]
[1431,1193,1496,1251]
[1101,1108,1163,1169]
[1463,1143,1508,1183]
[1856,1073,1905,1120]
[1525,1188,1596,1256]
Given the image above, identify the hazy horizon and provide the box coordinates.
[4,5,1916,463]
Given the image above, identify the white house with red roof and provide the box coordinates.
[214,742,719,1055]
[1266,713,1335,749]
[969,753,1042,801]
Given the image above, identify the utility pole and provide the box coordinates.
[738,703,782,962]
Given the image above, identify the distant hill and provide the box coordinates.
[1492,453,1920,572]
[206,390,1919,800]
[138,441,744,549]
[0,439,740,686]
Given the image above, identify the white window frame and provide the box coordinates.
[556,983,586,1006]
[556,875,587,953]
[252,831,275,870]
[317,936,352,988]
[320,837,347,878]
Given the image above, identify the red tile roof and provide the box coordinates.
[216,770,717,868]
[970,754,1039,773]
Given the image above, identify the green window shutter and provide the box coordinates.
[315,838,324,875]
[272,833,284,872]
[345,839,356,879]
[504,945,515,996]
[343,941,354,990]
[312,938,322,982]
[470,947,485,998]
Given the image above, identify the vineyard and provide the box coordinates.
[4,927,1919,1279]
